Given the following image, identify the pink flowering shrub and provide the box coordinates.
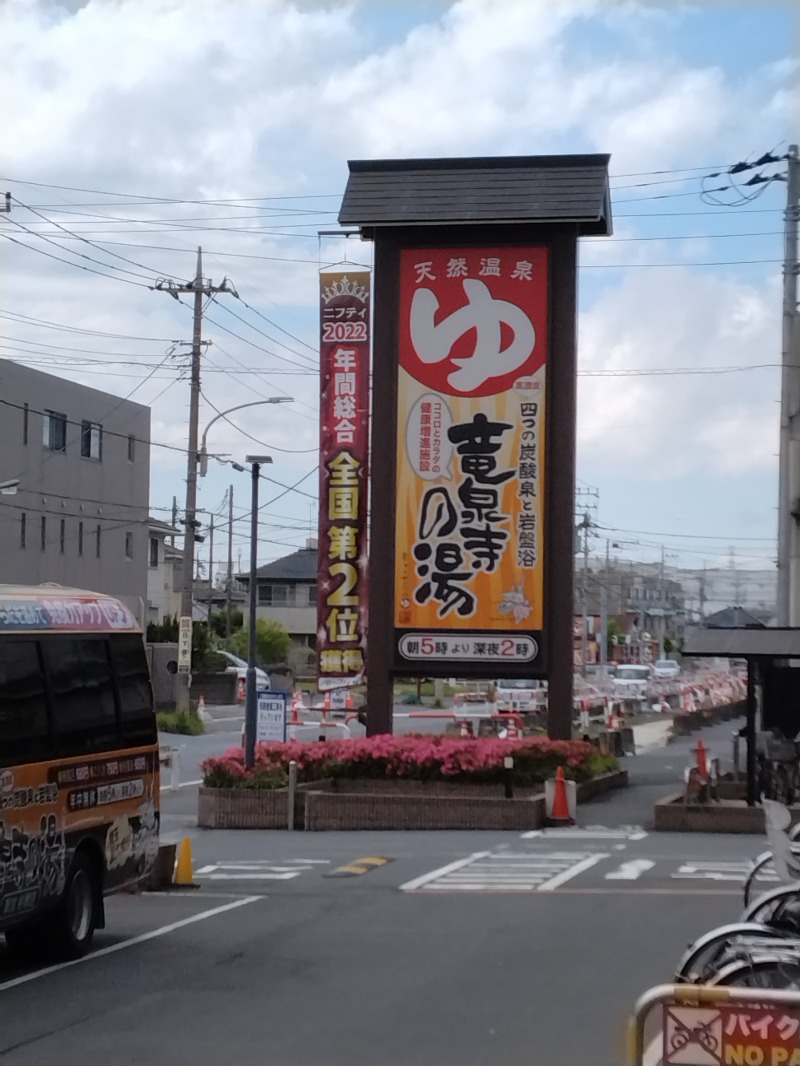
[202,735,617,790]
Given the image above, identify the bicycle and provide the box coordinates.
[757,729,800,805]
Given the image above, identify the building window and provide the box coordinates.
[258,584,288,606]
[149,537,159,568]
[307,584,317,606]
[127,434,135,462]
[96,524,101,558]
[125,532,133,560]
[78,521,84,556]
[23,403,28,445]
[43,411,67,452]
[40,516,47,551]
[60,518,65,554]
[20,513,26,549]
[80,420,103,460]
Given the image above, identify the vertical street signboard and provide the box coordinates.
[177,615,192,674]
[394,247,548,672]
[317,270,371,690]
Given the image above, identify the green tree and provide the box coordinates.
[606,619,625,648]
[229,618,291,666]
[209,608,244,639]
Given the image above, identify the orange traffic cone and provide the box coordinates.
[290,691,302,725]
[346,691,353,710]
[696,739,709,779]
[323,692,331,714]
[237,677,245,702]
[550,766,572,822]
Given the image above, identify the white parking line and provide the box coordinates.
[0,896,260,992]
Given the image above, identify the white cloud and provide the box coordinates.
[0,0,793,560]
[578,267,781,477]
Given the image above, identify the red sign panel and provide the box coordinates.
[663,1002,800,1064]
[317,270,371,687]
[393,246,548,667]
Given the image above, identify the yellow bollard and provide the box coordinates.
[174,837,196,887]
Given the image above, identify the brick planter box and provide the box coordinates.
[304,789,546,831]
[197,769,628,831]
[653,791,766,833]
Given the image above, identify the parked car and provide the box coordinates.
[219,651,270,691]
[652,658,681,680]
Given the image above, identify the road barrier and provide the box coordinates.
[159,746,180,792]
[628,983,800,1064]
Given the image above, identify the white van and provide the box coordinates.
[612,664,652,700]
[494,679,543,713]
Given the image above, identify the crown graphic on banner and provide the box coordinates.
[321,275,369,305]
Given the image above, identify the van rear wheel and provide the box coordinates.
[43,853,101,959]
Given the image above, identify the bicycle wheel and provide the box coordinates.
[743,853,777,908]
[712,955,800,990]
[675,923,789,983]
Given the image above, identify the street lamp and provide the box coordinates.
[199,398,292,476]
[0,479,20,496]
[243,454,273,769]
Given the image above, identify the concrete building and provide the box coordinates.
[0,360,150,621]
[237,539,318,678]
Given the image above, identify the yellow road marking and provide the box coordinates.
[326,856,392,877]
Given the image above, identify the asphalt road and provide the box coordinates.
[1,714,763,1065]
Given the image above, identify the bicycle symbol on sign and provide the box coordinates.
[664,1007,722,1065]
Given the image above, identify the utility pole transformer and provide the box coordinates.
[778,145,799,625]
[153,248,235,710]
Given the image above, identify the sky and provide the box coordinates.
[2,0,798,585]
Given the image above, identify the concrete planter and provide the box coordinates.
[197,769,629,831]
[653,791,765,833]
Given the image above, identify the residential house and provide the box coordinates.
[237,539,317,677]
[146,518,182,622]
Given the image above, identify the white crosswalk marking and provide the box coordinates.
[521,826,647,841]
[402,851,608,891]
[195,859,330,881]
[672,861,779,883]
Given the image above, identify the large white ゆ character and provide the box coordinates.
[410,278,535,392]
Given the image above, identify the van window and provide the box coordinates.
[0,640,51,764]
[45,637,118,756]
[110,635,156,745]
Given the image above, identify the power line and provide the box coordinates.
[10,196,179,280]
[0,232,154,288]
[4,215,157,282]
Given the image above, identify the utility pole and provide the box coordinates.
[153,247,235,710]
[170,496,178,548]
[778,144,800,625]
[699,564,707,622]
[207,515,214,625]
[658,545,666,659]
[226,485,234,641]
[599,539,610,680]
[578,513,592,677]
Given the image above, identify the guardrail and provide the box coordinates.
[629,982,800,1064]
